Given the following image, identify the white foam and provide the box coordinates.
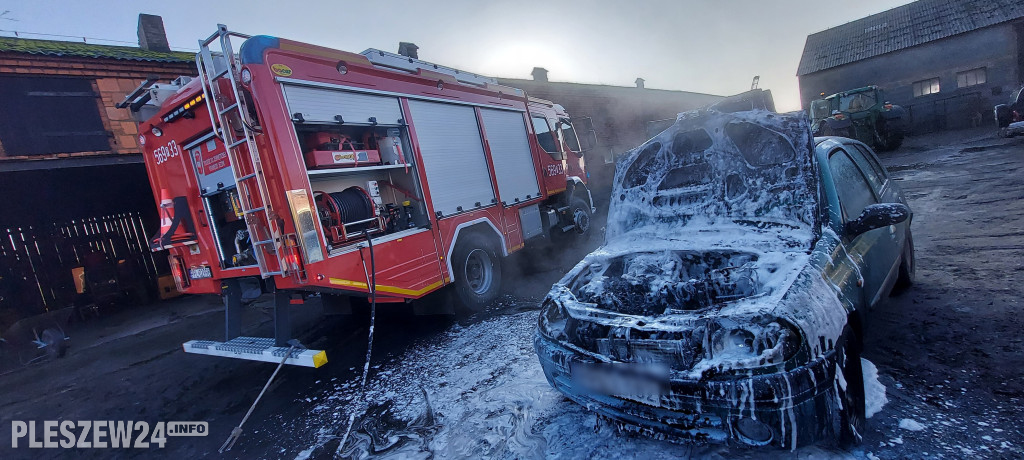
[862,358,887,419]
[898,418,925,431]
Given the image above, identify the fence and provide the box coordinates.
[0,212,160,327]
[904,91,987,134]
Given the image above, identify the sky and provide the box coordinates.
[0,0,915,112]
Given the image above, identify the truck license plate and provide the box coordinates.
[189,266,212,280]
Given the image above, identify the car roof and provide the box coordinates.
[814,136,845,146]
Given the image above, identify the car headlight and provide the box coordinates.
[538,296,569,341]
[698,320,800,377]
[711,328,757,359]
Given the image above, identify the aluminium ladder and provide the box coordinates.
[195,25,285,278]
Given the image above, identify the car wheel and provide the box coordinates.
[451,232,502,314]
[894,231,915,291]
[836,330,866,448]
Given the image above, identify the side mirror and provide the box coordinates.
[846,203,910,237]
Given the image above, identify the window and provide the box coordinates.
[828,149,878,222]
[957,68,987,89]
[557,118,581,155]
[912,78,940,97]
[531,116,561,160]
[839,92,876,112]
[810,99,831,119]
[847,144,886,193]
[0,76,109,156]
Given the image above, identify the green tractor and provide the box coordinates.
[809,85,906,151]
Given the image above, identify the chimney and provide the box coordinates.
[531,67,548,82]
[137,14,170,52]
[635,78,645,89]
[398,42,419,59]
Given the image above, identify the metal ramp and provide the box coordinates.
[196,25,286,279]
[184,337,327,368]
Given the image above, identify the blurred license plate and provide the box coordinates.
[569,361,668,406]
[189,266,212,279]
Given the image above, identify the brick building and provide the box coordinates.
[0,15,197,323]
[797,0,1024,133]
[498,70,722,201]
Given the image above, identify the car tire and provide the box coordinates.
[894,231,915,292]
[451,232,502,314]
[836,329,866,448]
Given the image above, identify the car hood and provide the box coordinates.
[606,109,820,251]
[555,233,810,330]
[546,233,848,378]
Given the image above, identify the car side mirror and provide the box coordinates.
[846,203,910,237]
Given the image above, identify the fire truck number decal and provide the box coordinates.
[154,140,183,165]
[545,164,565,176]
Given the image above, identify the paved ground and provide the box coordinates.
[0,128,1021,459]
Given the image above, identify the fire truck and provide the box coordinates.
[120,26,597,367]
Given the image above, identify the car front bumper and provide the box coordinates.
[535,332,840,449]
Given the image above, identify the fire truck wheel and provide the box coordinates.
[452,232,502,313]
[555,198,593,247]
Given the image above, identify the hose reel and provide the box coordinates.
[314,187,382,245]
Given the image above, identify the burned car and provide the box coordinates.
[534,109,914,448]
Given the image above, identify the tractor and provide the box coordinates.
[809,85,905,151]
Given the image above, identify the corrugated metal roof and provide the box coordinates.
[797,0,1024,76]
[0,37,194,63]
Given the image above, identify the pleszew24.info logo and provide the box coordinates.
[11,421,207,448]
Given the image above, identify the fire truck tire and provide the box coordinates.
[554,198,593,247]
[451,232,502,313]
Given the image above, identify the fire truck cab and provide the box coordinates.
[122,26,596,367]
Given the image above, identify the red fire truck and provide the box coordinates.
[120,26,596,367]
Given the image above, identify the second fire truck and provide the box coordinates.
[121,25,597,366]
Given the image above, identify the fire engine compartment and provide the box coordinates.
[180,132,261,270]
[295,123,430,254]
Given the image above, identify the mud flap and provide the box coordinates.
[183,337,327,368]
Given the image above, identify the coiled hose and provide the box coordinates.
[318,187,375,234]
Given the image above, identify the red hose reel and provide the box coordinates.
[313,187,383,245]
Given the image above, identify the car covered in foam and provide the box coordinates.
[534,107,914,449]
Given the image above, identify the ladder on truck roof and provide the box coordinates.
[196,25,285,279]
[361,48,519,91]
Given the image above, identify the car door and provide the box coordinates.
[847,142,909,298]
[827,146,901,308]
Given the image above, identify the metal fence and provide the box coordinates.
[0,212,160,326]
[904,91,987,134]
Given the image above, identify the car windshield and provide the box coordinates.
[607,110,819,248]
[839,91,876,112]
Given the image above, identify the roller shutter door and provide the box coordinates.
[407,100,495,216]
[282,85,403,125]
[479,108,540,204]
